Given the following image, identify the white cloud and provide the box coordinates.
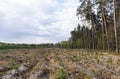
[0,0,79,43]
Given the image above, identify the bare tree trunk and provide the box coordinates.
[102,17,105,50]
[91,15,95,49]
[113,0,119,53]
[102,18,105,50]
[100,1,105,50]
[88,0,95,49]
[101,0,110,51]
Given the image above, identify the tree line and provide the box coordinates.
[0,42,54,49]
[57,0,120,53]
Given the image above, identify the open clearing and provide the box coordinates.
[0,48,120,79]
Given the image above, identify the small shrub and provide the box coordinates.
[57,68,66,79]
[14,64,20,69]
[117,59,120,65]
[107,58,112,64]
[44,54,49,61]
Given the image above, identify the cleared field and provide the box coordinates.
[0,48,120,79]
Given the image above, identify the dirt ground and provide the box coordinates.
[0,48,120,79]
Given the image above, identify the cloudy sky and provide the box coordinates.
[0,0,79,44]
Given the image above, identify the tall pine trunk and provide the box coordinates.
[101,0,110,51]
[100,1,105,50]
[113,0,119,53]
[88,0,95,49]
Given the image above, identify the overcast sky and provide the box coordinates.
[0,0,79,44]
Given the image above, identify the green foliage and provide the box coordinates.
[76,39,82,48]
[107,58,112,64]
[13,64,20,69]
[57,68,66,79]
[59,41,70,48]
[44,53,49,61]
[117,59,120,65]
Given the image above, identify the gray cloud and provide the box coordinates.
[0,0,79,43]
